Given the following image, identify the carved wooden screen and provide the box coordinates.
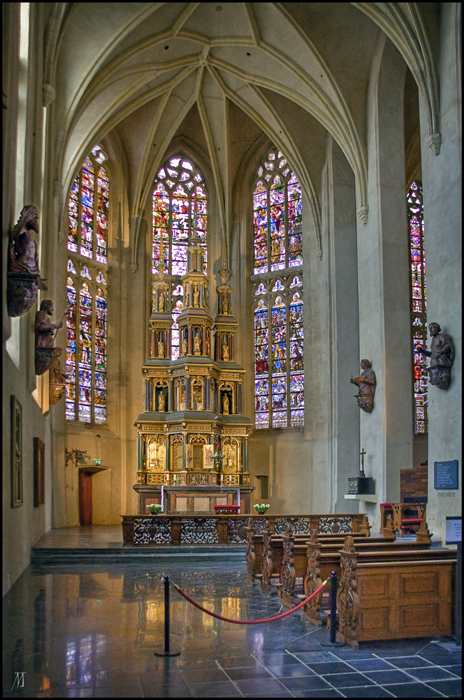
[407,181,427,434]
[252,148,304,429]
[66,145,109,423]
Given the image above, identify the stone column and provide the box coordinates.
[237,383,242,414]
[419,3,462,541]
[185,378,191,410]
[202,327,206,355]
[145,379,151,411]
[187,327,192,355]
[357,35,412,528]
[169,381,174,411]
[205,378,210,410]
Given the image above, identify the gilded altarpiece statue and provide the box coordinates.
[133,235,254,514]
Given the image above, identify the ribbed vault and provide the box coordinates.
[47,2,441,254]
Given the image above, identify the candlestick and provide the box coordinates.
[237,487,240,512]
[161,484,164,509]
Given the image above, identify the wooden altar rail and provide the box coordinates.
[121,513,367,547]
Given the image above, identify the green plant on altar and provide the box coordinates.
[146,503,163,514]
[254,503,270,515]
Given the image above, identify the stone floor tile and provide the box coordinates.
[321,672,375,688]
[233,677,288,694]
[303,661,352,675]
[344,658,396,672]
[406,665,459,682]
[386,656,434,669]
[382,682,444,697]
[362,669,418,685]
[291,690,344,698]
[225,666,273,680]
[338,687,395,698]
[188,680,241,697]
[423,679,463,696]
[264,664,315,677]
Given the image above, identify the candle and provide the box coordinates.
[161,485,164,509]
[237,488,240,512]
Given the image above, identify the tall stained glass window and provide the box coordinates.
[252,148,304,428]
[152,156,207,358]
[66,145,109,423]
[407,181,427,434]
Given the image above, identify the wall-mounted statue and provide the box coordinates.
[158,292,165,313]
[7,205,46,317]
[193,333,201,355]
[193,285,200,308]
[35,300,63,375]
[181,337,187,356]
[49,348,68,405]
[157,338,165,358]
[222,339,230,361]
[416,322,455,390]
[222,393,230,415]
[222,293,229,315]
[350,359,376,413]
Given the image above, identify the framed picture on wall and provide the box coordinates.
[11,395,23,507]
[34,437,45,507]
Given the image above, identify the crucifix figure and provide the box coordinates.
[360,448,366,477]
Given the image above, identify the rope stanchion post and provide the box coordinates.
[154,576,181,657]
[321,571,345,647]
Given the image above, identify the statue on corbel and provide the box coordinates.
[35,299,65,376]
[416,322,455,390]
[7,205,47,317]
[350,359,376,413]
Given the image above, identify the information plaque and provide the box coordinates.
[446,516,462,545]
[434,460,459,490]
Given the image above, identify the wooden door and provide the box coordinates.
[79,471,92,525]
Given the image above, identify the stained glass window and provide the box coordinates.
[66,144,109,423]
[252,147,304,429]
[152,157,207,277]
[67,146,108,264]
[407,181,427,434]
[253,152,302,274]
[152,156,208,359]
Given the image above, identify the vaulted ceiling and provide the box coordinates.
[46,2,440,241]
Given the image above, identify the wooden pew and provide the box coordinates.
[305,521,454,626]
[260,516,372,595]
[336,533,457,648]
[247,514,370,585]
[280,525,406,608]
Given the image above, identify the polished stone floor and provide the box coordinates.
[3,555,461,698]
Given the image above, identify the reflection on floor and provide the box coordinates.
[3,558,462,698]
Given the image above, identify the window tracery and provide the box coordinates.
[152,156,208,360]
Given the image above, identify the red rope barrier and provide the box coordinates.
[171,578,329,625]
